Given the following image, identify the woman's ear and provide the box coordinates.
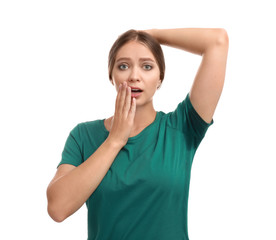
[157,80,162,89]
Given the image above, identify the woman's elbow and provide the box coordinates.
[216,28,229,47]
[47,187,68,223]
[47,202,68,223]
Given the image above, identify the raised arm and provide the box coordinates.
[146,28,229,123]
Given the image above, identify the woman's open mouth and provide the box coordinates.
[130,88,143,98]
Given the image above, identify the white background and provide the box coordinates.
[1,0,275,239]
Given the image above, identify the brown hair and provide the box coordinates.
[108,29,165,84]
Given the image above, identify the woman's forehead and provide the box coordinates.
[115,41,155,60]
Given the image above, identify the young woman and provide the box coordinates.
[47,28,229,239]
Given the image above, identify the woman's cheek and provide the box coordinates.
[113,72,129,85]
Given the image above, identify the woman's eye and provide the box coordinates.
[143,64,152,70]
[119,64,128,70]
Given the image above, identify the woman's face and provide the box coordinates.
[111,41,161,107]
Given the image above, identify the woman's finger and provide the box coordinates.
[117,82,127,114]
[123,86,131,118]
[128,97,136,120]
[115,83,122,114]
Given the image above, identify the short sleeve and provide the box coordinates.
[167,93,213,139]
[58,124,83,168]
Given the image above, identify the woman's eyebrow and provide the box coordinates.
[139,58,155,62]
[116,57,131,62]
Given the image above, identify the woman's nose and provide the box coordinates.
[128,67,140,82]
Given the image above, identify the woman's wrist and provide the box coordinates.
[143,29,158,41]
[143,28,169,45]
[105,136,126,151]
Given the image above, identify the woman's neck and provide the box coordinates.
[105,101,157,138]
[130,103,156,137]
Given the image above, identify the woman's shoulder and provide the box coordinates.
[71,118,107,136]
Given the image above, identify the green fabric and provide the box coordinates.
[59,93,213,240]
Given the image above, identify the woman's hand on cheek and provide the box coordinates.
[107,82,136,148]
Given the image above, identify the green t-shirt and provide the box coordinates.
[59,93,213,240]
